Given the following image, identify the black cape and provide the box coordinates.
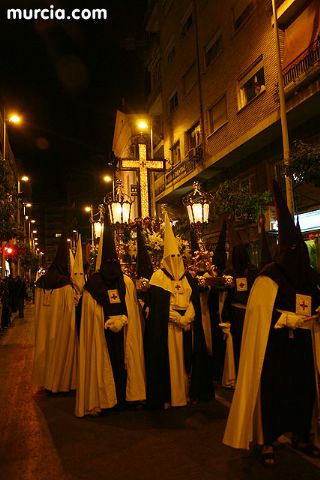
[145,271,213,408]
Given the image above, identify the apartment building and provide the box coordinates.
[143,0,320,224]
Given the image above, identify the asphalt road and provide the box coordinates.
[0,304,319,480]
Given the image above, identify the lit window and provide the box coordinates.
[205,30,223,67]
[186,122,202,153]
[169,91,179,114]
[238,59,265,109]
[183,62,197,94]
[171,141,181,165]
[233,0,255,31]
[208,95,227,133]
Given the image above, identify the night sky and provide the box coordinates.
[0,0,147,206]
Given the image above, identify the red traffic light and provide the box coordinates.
[4,246,16,256]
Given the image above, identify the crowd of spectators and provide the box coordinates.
[0,275,30,331]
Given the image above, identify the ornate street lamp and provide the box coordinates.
[183,181,213,231]
[104,178,133,225]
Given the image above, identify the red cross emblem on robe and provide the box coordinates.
[173,282,184,294]
[108,289,121,304]
[236,278,248,292]
[296,294,312,316]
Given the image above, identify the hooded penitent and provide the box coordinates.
[226,221,250,277]
[84,215,126,313]
[162,213,185,281]
[71,234,85,296]
[258,214,272,270]
[136,225,154,280]
[264,180,312,292]
[36,234,71,289]
[212,220,227,275]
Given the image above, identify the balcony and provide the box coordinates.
[154,148,203,197]
[283,38,320,88]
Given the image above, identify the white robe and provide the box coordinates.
[32,284,78,392]
[223,275,320,449]
[75,275,146,417]
[150,269,195,407]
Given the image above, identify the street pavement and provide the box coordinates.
[0,303,319,480]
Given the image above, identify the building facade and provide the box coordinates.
[143,0,320,223]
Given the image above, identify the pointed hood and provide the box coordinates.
[69,248,75,274]
[71,234,85,295]
[212,220,227,275]
[189,228,200,255]
[272,180,311,289]
[162,213,185,280]
[272,179,299,251]
[258,214,272,270]
[227,221,249,277]
[136,225,154,280]
[99,214,123,282]
[95,226,104,272]
[36,234,71,289]
[84,214,125,308]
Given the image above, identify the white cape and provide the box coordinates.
[223,275,320,449]
[75,275,146,417]
[32,284,78,392]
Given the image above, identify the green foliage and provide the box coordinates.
[0,159,20,241]
[212,179,272,223]
[288,140,320,187]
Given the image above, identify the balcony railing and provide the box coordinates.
[283,38,320,88]
[154,150,202,197]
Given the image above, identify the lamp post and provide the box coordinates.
[84,206,95,247]
[271,0,294,215]
[183,181,214,249]
[2,110,22,162]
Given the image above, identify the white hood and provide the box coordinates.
[71,234,85,295]
[162,213,185,280]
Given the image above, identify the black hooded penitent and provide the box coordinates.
[36,234,71,290]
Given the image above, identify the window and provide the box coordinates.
[238,58,265,109]
[183,62,197,94]
[169,91,179,115]
[171,141,181,165]
[186,122,202,152]
[205,30,223,67]
[233,0,255,31]
[208,95,227,133]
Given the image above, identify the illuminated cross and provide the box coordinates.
[120,144,165,218]
[111,293,118,301]
[239,282,245,289]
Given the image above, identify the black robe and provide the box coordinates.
[145,271,213,408]
[222,266,257,374]
[260,262,319,444]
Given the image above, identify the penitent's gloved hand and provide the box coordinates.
[274,312,304,330]
[219,322,231,336]
[179,303,195,331]
[169,308,182,325]
[105,314,128,333]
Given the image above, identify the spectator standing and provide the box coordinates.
[14,276,27,318]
